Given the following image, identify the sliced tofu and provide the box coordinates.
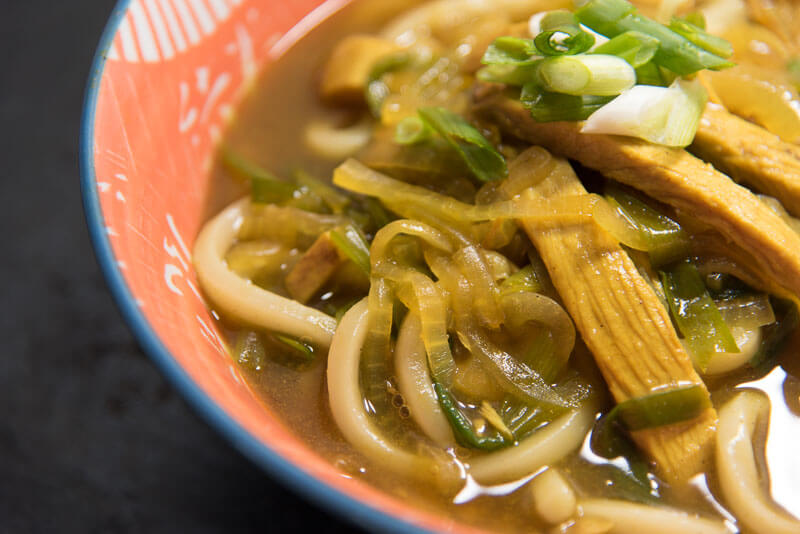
[476,92,800,300]
[691,104,800,217]
[284,232,342,303]
[320,34,403,104]
[514,147,717,484]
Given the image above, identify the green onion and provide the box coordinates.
[576,0,734,75]
[394,116,434,145]
[682,12,706,29]
[534,11,596,56]
[221,148,297,204]
[581,78,707,147]
[590,411,659,502]
[365,52,410,118]
[329,224,371,276]
[660,259,739,371]
[272,333,316,361]
[482,36,540,66]
[234,330,267,371]
[604,183,689,266]
[433,382,511,450]
[521,84,614,121]
[476,63,539,85]
[358,197,394,233]
[499,265,543,296]
[788,58,800,90]
[669,17,733,59]
[609,385,711,431]
[417,107,507,182]
[534,54,635,96]
[592,31,659,68]
[292,168,350,214]
[634,61,667,86]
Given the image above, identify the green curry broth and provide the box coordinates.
[200,0,800,531]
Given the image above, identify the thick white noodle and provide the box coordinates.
[468,402,596,485]
[579,499,732,534]
[530,467,577,525]
[304,119,371,161]
[716,391,800,534]
[193,197,337,347]
[327,299,442,479]
[395,313,454,447]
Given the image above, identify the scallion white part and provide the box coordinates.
[581,24,610,49]
[536,54,635,96]
[581,78,708,147]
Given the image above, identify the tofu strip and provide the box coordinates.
[514,148,716,484]
[478,94,800,299]
[691,104,800,217]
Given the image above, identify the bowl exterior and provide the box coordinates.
[81,1,489,533]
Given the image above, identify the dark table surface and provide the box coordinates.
[0,2,361,532]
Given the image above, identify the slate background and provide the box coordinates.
[0,2,360,532]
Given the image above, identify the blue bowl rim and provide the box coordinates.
[79,3,435,533]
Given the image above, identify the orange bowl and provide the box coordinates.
[80,1,484,532]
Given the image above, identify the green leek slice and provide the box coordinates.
[610,385,711,431]
[660,259,739,371]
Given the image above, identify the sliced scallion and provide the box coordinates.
[534,54,636,96]
[292,168,350,214]
[581,78,707,147]
[329,224,371,276]
[604,183,689,266]
[609,385,711,431]
[476,63,538,86]
[669,17,733,59]
[592,31,659,68]
[576,0,734,75]
[433,381,511,451]
[634,61,666,86]
[660,259,739,371]
[394,116,433,145]
[482,36,540,66]
[534,11,596,56]
[499,265,543,296]
[521,84,614,122]
[417,107,507,182]
[272,333,316,362]
[222,148,297,204]
[787,58,800,90]
[682,12,706,29]
[365,52,410,118]
[590,411,659,502]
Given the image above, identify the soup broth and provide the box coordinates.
[196,0,800,531]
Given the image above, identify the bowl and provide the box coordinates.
[80,1,474,532]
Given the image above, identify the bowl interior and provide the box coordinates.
[83,0,486,532]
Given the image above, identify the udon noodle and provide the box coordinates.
[194,0,800,531]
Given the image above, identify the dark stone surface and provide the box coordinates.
[0,2,362,532]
